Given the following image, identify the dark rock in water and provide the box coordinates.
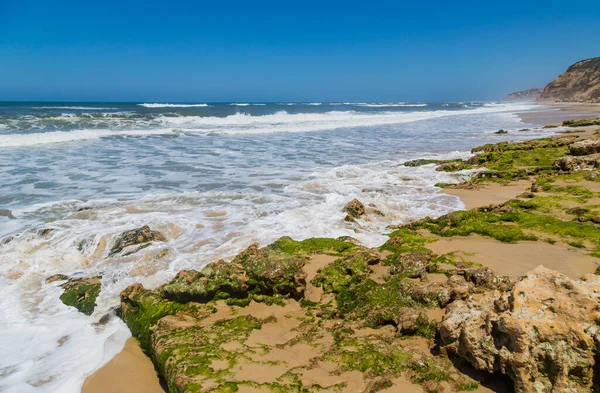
[108,225,166,257]
[48,275,102,316]
[162,242,307,303]
[0,209,15,219]
[0,235,14,246]
[342,199,365,222]
[494,129,508,134]
[37,228,55,237]
[77,206,93,212]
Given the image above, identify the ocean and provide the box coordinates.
[0,101,551,392]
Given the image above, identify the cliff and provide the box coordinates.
[539,57,600,103]
[503,88,543,102]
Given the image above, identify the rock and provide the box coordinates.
[530,182,542,193]
[569,139,600,156]
[46,274,69,284]
[53,276,102,316]
[108,225,166,257]
[463,267,516,291]
[162,242,307,303]
[539,57,600,103]
[392,250,433,278]
[494,129,508,134]
[342,199,366,222]
[590,216,600,224]
[0,209,15,219]
[37,228,55,237]
[553,154,600,172]
[440,266,600,392]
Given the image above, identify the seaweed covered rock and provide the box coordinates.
[342,198,365,222]
[108,225,166,257]
[569,139,600,156]
[391,250,433,278]
[440,266,600,392]
[553,154,600,172]
[46,275,101,316]
[162,242,307,303]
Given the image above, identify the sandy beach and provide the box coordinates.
[82,339,165,393]
[517,102,600,125]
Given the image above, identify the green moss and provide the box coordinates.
[162,242,308,303]
[58,277,101,316]
[458,380,481,391]
[404,158,463,167]
[336,338,411,376]
[563,118,600,127]
[418,210,537,243]
[410,358,452,383]
[271,236,356,255]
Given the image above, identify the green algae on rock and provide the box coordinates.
[46,275,102,316]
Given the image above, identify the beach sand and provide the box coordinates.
[518,102,600,125]
[82,338,165,393]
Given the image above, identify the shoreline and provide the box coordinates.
[82,102,600,392]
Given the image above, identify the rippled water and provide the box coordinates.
[0,101,552,392]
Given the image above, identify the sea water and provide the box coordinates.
[0,101,552,392]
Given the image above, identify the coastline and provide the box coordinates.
[82,102,600,392]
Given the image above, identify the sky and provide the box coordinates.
[1,0,599,102]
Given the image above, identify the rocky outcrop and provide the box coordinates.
[108,225,166,257]
[569,139,600,156]
[554,154,600,172]
[162,242,307,303]
[342,198,365,222]
[503,88,543,102]
[46,275,102,315]
[440,266,600,392]
[539,57,600,103]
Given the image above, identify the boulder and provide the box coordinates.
[162,242,307,303]
[392,250,433,278]
[569,139,600,156]
[553,154,600,172]
[108,225,166,257]
[342,199,366,222]
[439,266,600,392]
[47,276,102,316]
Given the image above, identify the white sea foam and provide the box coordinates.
[0,103,538,148]
[229,103,266,106]
[138,103,209,108]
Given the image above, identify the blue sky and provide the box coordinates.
[1,0,599,102]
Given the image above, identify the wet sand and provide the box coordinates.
[518,103,600,125]
[428,235,598,279]
[443,180,531,210]
[82,338,165,393]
